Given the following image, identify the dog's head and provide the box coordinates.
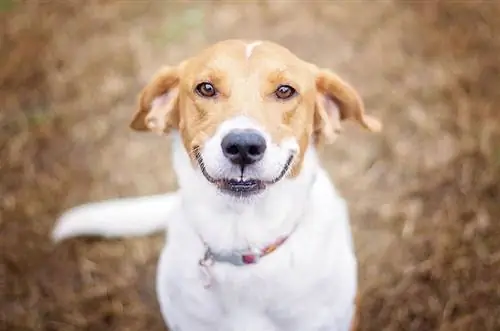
[130,40,380,199]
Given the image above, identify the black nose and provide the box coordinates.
[221,129,267,166]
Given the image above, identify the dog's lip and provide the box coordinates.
[193,147,295,190]
[218,179,266,196]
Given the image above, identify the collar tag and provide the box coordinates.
[199,248,215,288]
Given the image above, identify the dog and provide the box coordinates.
[52,39,381,331]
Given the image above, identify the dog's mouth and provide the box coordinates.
[217,179,266,197]
[193,148,295,197]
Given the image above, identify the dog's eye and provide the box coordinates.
[195,82,217,98]
[274,85,296,100]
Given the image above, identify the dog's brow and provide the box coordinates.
[196,67,227,85]
[245,41,262,60]
[267,69,294,84]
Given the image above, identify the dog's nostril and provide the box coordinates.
[221,129,267,166]
[225,145,239,156]
[248,145,261,156]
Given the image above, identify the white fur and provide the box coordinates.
[52,193,179,241]
[245,41,262,59]
[52,121,357,330]
[201,115,298,184]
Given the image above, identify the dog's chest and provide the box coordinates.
[211,257,353,328]
[209,255,325,306]
[157,228,356,331]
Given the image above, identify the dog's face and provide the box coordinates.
[131,40,380,198]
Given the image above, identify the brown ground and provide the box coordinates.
[1,1,500,330]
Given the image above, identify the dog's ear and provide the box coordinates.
[313,69,381,144]
[130,66,180,135]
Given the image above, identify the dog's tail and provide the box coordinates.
[51,192,180,242]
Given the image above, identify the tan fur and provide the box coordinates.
[130,40,381,175]
[130,66,181,134]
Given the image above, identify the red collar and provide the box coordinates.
[195,207,310,288]
[199,236,289,267]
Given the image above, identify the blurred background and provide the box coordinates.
[1,1,500,330]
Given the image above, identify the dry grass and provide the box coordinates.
[1,1,500,330]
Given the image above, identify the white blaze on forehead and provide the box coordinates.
[245,41,262,59]
[217,115,266,137]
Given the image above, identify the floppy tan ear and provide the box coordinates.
[130,66,180,135]
[314,69,381,144]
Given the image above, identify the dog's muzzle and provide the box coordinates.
[193,144,295,198]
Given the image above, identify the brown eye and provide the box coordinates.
[195,82,217,98]
[274,85,296,100]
